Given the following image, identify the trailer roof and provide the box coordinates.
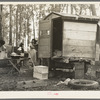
[44,12,100,21]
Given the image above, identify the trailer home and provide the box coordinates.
[38,12,100,78]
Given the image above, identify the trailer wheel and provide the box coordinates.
[68,79,99,90]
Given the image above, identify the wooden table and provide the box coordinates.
[8,58,20,73]
[0,56,29,74]
[1,58,20,73]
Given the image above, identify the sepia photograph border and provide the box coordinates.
[0,0,100,99]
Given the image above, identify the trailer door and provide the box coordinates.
[38,20,51,58]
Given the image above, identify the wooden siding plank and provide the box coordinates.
[63,52,95,58]
[39,38,50,45]
[39,20,51,30]
[38,45,49,51]
[38,53,50,58]
[38,51,50,58]
[63,45,95,54]
[63,30,96,40]
[64,21,97,32]
[63,39,95,47]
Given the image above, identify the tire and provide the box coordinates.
[68,79,99,90]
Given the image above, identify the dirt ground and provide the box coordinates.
[0,62,100,91]
[0,66,73,91]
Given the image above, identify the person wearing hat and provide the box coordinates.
[0,37,7,59]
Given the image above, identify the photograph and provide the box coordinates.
[0,1,100,98]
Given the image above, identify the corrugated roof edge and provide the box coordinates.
[44,11,100,21]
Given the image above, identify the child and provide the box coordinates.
[17,42,24,56]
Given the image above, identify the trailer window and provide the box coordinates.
[40,30,50,36]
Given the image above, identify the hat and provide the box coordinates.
[0,37,5,45]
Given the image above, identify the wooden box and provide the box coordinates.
[33,72,48,80]
[34,65,48,74]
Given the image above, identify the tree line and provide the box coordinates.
[0,4,97,50]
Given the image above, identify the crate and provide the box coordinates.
[34,65,48,74]
[33,72,48,80]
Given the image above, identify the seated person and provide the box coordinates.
[17,42,29,67]
[17,42,24,56]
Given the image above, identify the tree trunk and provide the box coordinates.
[27,18,30,44]
[19,5,22,41]
[66,4,68,14]
[1,5,4,37]
[0,5,2,37]
[26,9,30,45]
[68,4,71,14]
[55,4,61,12]
[90,4,96,16]
[33,17,35,40]
[71,4,73,14]
[79,5,83,15]
[16,6,18,46]
[24,21,26,50]
[9,5,12,45]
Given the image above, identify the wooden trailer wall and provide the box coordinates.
[63,21,97,59]
[95,23,100,61]
[38,12,100,62]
